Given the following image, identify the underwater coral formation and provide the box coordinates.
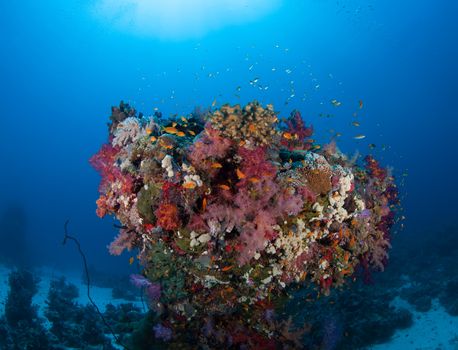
[0,270,50,350]
[91,101,399,347]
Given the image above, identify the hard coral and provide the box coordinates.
[210,101,279,147]
[303,168,332,195]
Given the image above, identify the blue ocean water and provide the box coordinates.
[0,1,457,349]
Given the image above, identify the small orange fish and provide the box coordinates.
[211,162,223,169]
[129,257,134,265]
[248,177,260,183]
[188,130,196,136]
[219,184,230,191]
[183,182,197,189]
[146,128,152,135]
[236,168,246,179]
[150,136,157,142]
[202,197,207,211]
[176,131,186,137]
[222,265,233,272]
[248,123,256,132]
[164,126,179,134]
[283,132,293,140]
[159,139,174,149]
[313,145,321,150]
[239,140,246,147]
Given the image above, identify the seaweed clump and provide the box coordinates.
[91,100,400,348]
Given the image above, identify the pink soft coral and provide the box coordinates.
[238,210,277,265]
[108,228,136,255]
[188,126,233,170]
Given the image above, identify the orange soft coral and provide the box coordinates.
[155,203,181,231]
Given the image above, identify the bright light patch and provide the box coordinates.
[93,0,281,39]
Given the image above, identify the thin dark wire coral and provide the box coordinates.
[62,220,131,350]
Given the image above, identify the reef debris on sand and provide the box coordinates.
[91,100,399,348]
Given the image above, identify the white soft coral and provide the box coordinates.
[112,117,144,147]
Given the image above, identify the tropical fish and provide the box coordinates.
[129,257,134,265]
[248,177,260,183]
[183,182,197,189]
[359,100,364,109]
[211,162,223,169]
[354,134,366,140]
[222,266,233,272]
[219,184,230,191]
[236,168,246,179]
[150,136,157,142]
[352,121,360,127]
[283,132,293,140]
[181,116,188,122]
[164,126,179,134]
[188,130,196,136]
[212,99,217,107]
[250,77,260,84]
[202,197,207,212]
[176,131,186,137]
[331,99,342,107]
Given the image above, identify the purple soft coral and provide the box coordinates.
[153,324,173,342]
[130,274,161,300]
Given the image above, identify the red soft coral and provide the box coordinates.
[364,155,387,181]
[237,146,276,185]
[281,111,313,150]
[90,143,134,193]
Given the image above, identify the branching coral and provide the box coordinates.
[91,100,399,348]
